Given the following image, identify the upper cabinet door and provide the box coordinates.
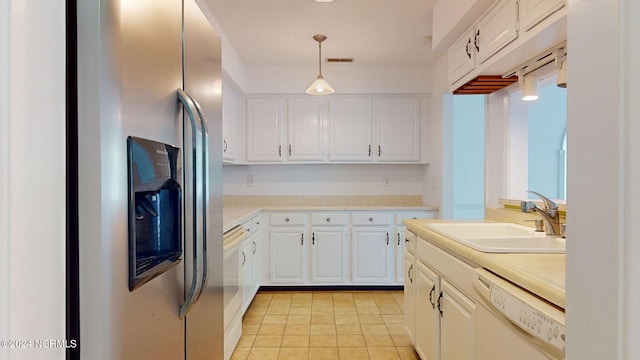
[375,97,420,162]
[520,0,565,31]
[327,98,373,161]
[476,0,519,64]
[246,98,285,162]
[221,83,236,161]
[287,98,325,161]
[448,30,476,85]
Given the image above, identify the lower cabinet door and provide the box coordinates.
[241,239,253,312]
[310,228,347,283]
[440,279,476,360]
[351,227,391,283]
[403,252,417,342]
[251,236,261,296]
[416,261,440,360]
[270,228,306,283]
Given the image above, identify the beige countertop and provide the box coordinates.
[403,218,566,309]
[222,196,439,233]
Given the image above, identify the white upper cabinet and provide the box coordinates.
[327,98,374,161]
[475,0,519,64]
[243,95,423,164]
[375,97,421,162]
[446,0,567,89]
[287,98,325,161]
[222,83,237,162]
[448,29,477,85]
[246,98,285,162]
[520,0,565,31]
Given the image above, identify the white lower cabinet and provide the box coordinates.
[270,226,306,283]
[310,227,348,283]
[241,237,253,311]
[241,216,262,313]
[406,231,477,360]
[264,210,436,286]
[351,227,392,283]
[416,260,440,360]
[404,251,417,342]
[440,279,476,360]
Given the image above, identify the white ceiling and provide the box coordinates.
[202,0,438,66]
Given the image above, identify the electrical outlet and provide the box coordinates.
[247,175,255,187]
[383,175,390,187]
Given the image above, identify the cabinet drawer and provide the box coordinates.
[311,214,347,226]
[241,220,252,234]
[395,211,436,225]
[352,213,391,226]
[405,231,418,254]
[270,213,306,226]
[252,216,261,233]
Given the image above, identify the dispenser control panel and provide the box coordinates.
[489,285,566,350]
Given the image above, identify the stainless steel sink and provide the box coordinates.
[424,222,565,253]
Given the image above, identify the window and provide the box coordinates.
[508,74,567,200]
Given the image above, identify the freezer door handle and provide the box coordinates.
[177,88,207,319]
[186,91,210,304]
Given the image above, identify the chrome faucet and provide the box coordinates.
[520,191,562,236]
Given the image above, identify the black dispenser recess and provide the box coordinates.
[127,136,182,291]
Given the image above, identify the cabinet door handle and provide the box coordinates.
[368,144,372,157]
[278,145,282,157]
[397,233,400,246]
[253,241,257,255]
[312,232,315,245]
[437,291,443,317]
[242,251,246,266]
[288,144,292,156]
[301,233,304,245]
[223,139,228,153]
[465,38,471,59]
[429,285,436,309]
[378,145,381,157]
[474,29,480,52]
[408,264,413,283]
[386,233,389,245]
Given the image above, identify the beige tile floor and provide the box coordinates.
[231,290,420,360]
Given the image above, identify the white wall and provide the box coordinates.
[565,1,640,359]
[0,0,66,359]
[245,64,431,94]
[223,164,427,196]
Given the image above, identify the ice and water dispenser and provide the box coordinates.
[127,136,182,291]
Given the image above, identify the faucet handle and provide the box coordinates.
[520,201,536,213]
[527,191,558,210]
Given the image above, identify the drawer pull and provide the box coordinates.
[326,217,331,222]
[285,217,290,222]
[369,217,373,222]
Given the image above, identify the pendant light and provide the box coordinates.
[522,74,539,101]
[306,34,335,95]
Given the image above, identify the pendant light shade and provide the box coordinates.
[522,74,539,101]
[306,34,335,95]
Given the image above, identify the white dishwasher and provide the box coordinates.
[472,268,565,360]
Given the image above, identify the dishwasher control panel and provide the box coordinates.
[490,284,566,351]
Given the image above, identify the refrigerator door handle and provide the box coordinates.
[177,88,204,319]
[186,92,210,303]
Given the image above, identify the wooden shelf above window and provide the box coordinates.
[453,75,518,95]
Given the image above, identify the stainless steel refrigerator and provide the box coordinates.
[76,0,223,358]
